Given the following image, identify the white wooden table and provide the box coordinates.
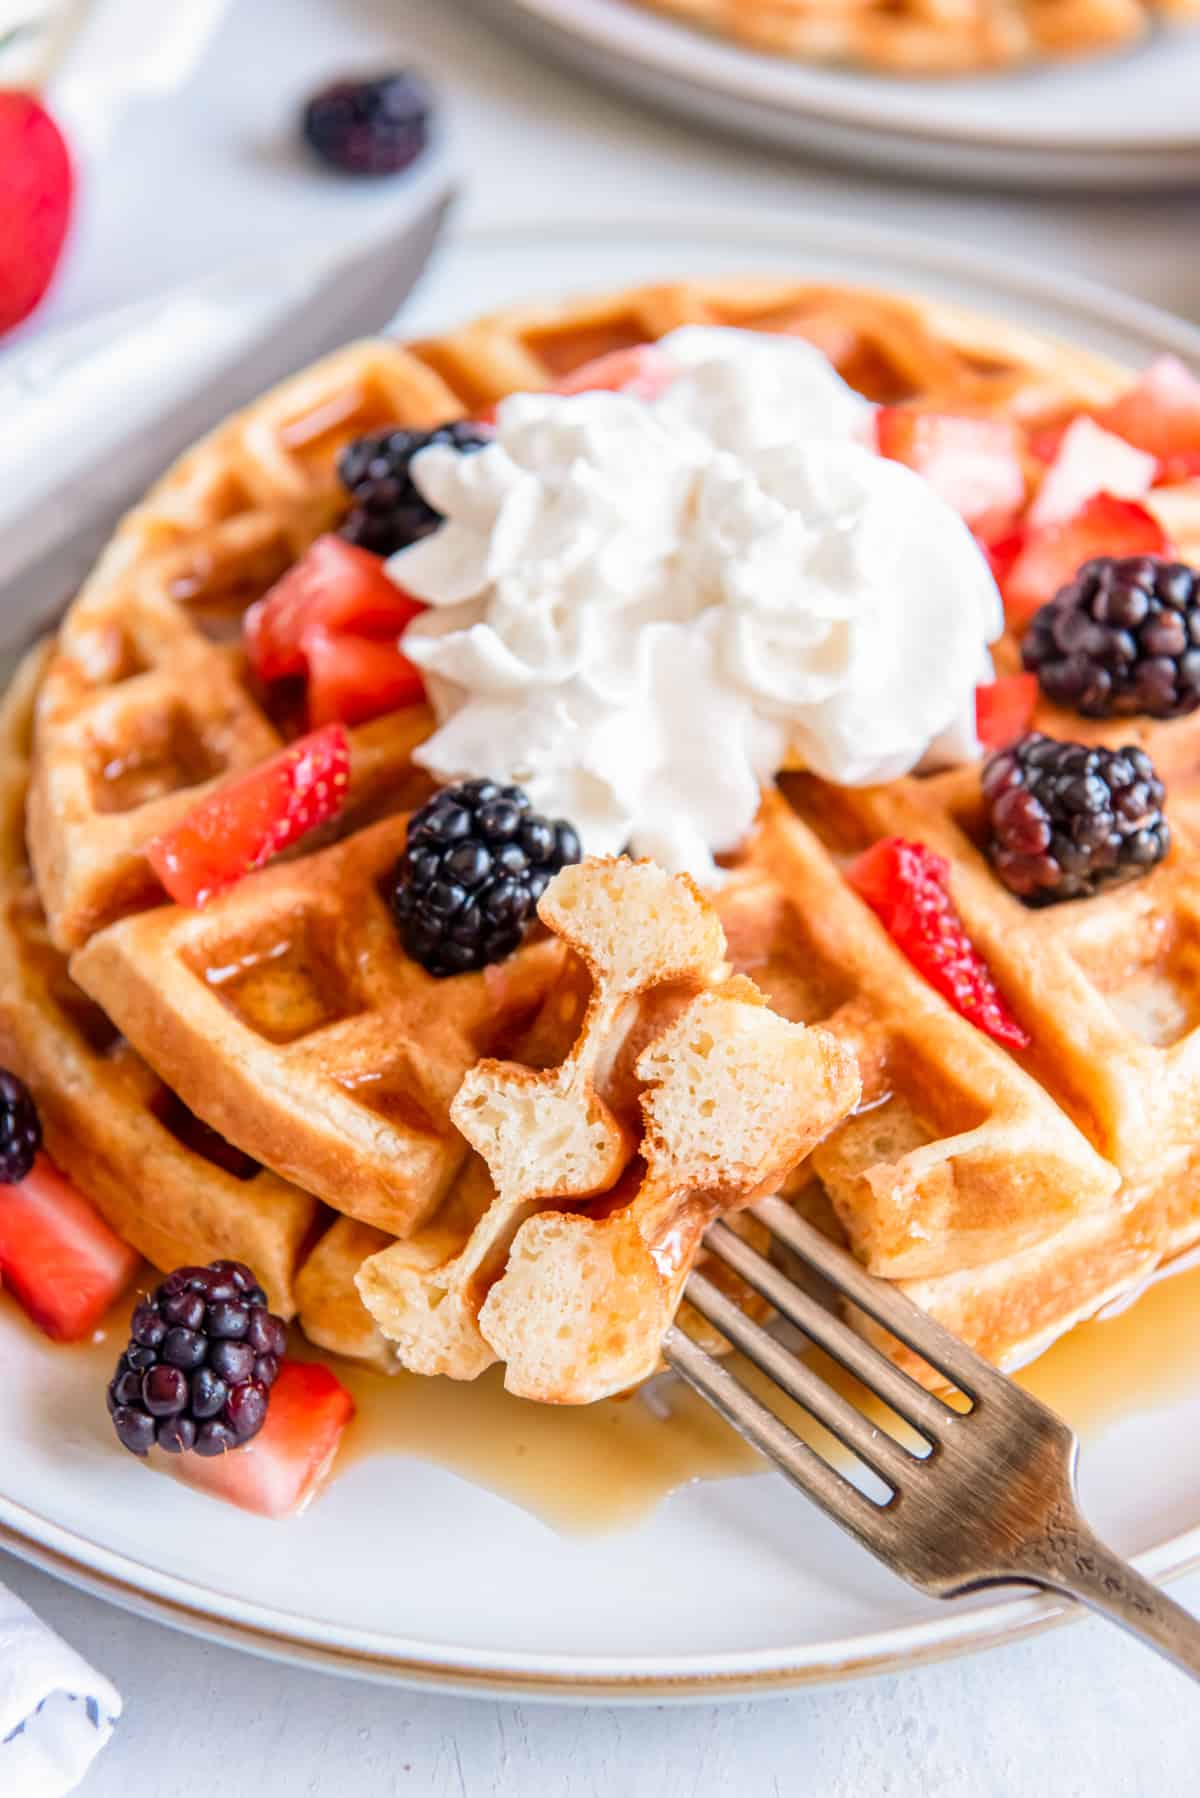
[10,0,1200,1790]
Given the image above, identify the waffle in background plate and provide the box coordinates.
[17,275,1200,1392]
[625,0,1200,74]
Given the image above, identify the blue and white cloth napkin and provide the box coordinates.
[0,1579,121,1796]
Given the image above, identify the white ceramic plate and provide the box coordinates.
[474,0,1200,189]
[5,212,1200,1701]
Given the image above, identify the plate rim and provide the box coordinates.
[489,0,1200,155]
[7,206,1200,1699]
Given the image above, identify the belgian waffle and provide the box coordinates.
[18,276,1200,1394]
[625,0,1199,74]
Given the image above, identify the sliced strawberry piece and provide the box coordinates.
[174,1360,355,1518]
[553,343,676,402]
[147,724,350,908]
[1156,450,1200,486]
[976,675,1038,751]
[1028,417,1156,528]
[305,629,425,728]
[1002,493,1172,632]
[972,509,1025,588]
[1097,356,1200,462]
[1028,420,1073,465]
[847,839,1030,1052]
[875,409,1026,524]
[0,1155,139,1341]
[0,93,74,335]
[245,536,423,686]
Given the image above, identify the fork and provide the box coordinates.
[664,1194,1200,1680]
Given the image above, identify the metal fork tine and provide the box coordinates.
[684,1269,920,1490]
[662,1324,899,1561]
[701,1219,953,1440]
[753,1196,1014,1401]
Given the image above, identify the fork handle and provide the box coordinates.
[1001,1517,1200,1682]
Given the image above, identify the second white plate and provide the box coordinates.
[476,0,1200,189]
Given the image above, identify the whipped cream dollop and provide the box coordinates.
[389,325,1003,878]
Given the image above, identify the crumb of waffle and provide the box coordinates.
[358,858,859,1401]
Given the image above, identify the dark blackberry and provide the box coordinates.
[301,71,430,178]
[1022,555,1200,721]
[107,1261,287,1459]
[983,733,1169,906]
[338,421,491,557]
[0,1068,42,1184]
[388,779,582,977]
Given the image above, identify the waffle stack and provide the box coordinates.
[627,0,1200,75]
[9,276,1200,1394]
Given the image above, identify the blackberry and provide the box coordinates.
[389,780,581,977]
[1022,555,1200,721]
[338,422,490,557]
[301,71,430,177]
[107,1261,287,1459]
[983,733,1169,906]
[0,1069,41,1184]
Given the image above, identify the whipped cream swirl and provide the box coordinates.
[389,326,1003,879]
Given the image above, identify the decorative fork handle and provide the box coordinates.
[990,1512,1200,1682]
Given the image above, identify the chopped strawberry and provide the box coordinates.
[1028,416,1156,528]
[1002,493,1172,631]
[304,628,425,727]
[875,409,1026,524]
[1156,450,1200,486]
[1097,356,1200,462]
[245,535,424,691]
[976,674,1038,750]
[847,839,1030,1051]
[553,343,676,402]
[0,1155,139,1341]
[0,93,74,335]
[174,1360,355,1518]
[147,724,350,908]
[972,510,1025,588]
[1028,420,1072,465]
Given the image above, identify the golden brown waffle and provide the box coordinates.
[626,0,1199,74]
[22,274,1200,1389]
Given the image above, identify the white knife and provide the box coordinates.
[0,168,454,660]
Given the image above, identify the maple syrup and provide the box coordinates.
[23,1253,1200,1536]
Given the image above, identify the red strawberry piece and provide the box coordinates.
[1001,492,1172,632]
[975,674,1038,751]
[1028,416,1156,529]
[1156,450,1200,486]
[173,1359,355,1518]
[1097,356,1200,462]
[847,838,1030,1051]
[553,343,676,402]
[1028,420,1073,466]
[0,91,73,334]
[245,535,424,685]
[0,1154,139,1341]
[875,409,1026,524]
[304,628,425,727]
[147,723,350,908]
